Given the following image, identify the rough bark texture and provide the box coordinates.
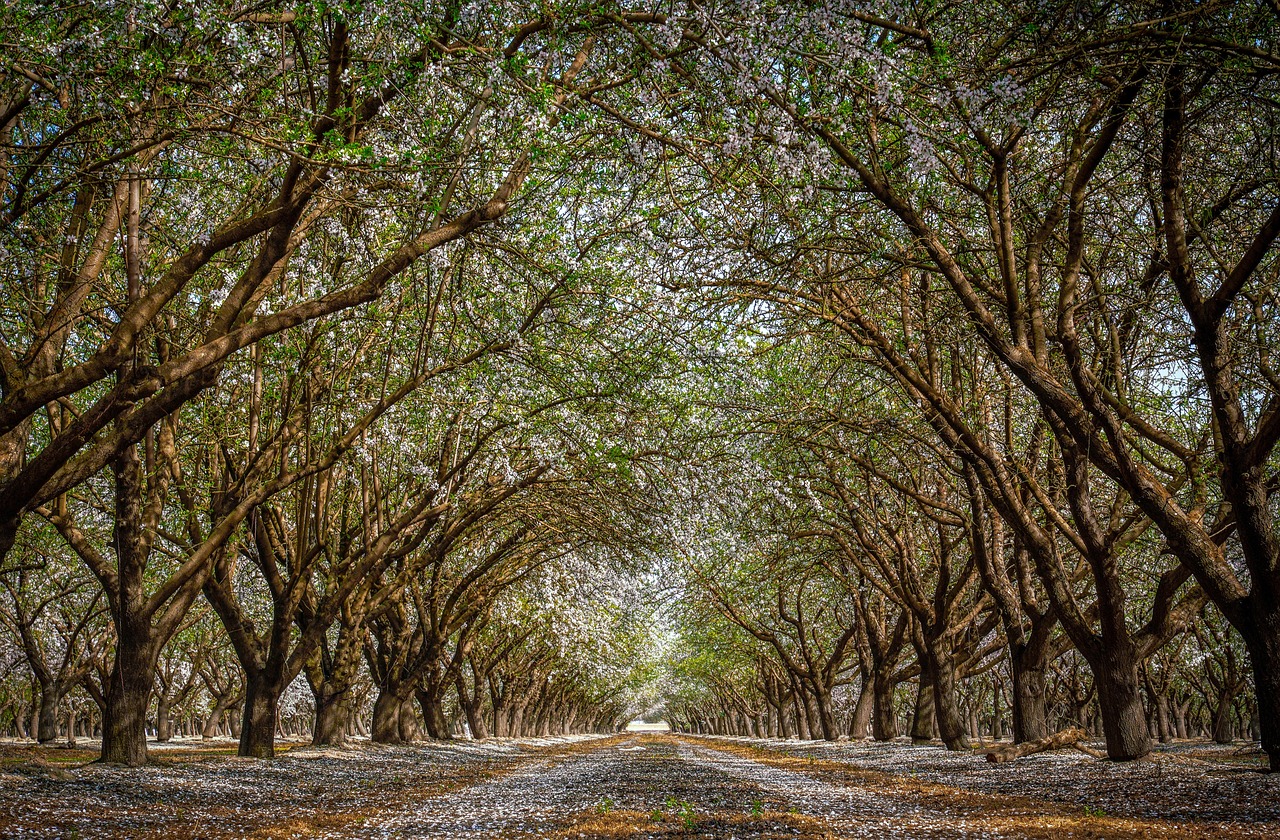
[1009,645,1050,742]
[1243,614,1280,771]
[371,690,404,745]
[237,676,279,759]
[911,670,937,743]
[871,671,897,741]
[311,692,350,747]
[986,726,1090,763]
[1093,644,1152,761]
[100,631,152,766]
[849,682,873,740]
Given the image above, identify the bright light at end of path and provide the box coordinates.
[624,720,670,733]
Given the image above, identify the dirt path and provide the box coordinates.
[3,734,1277,838]
[354,735,1280,838]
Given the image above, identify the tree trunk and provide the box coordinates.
[1009,647,1050,743]
[467,699,488,740]
[793,695,810,740]
[491,697,509,738]
[510,702,527,738]
[202,689,238,740]
[849,680,873,739]
[238,676,279,758]
[986,727,1090,763]
[397,697,421,742]
[100,628,154,766]
[36,684,60,744]
[1243,617,1280,771]
[812,685,838,741]
[802,689,822,740]
[776,697,793,738]
[1155,693,1173,743]
[417,687,451,741]
[312,691,350,747]
[871,671,897,740]
[911,671,937,743]
[156,694,173,742]
[371,690,403,745]
[926,645,970,750]
[1092,644,1151,761]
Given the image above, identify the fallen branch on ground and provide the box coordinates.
[986,727,1091,763]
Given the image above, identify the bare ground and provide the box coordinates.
[0,734,1275,838]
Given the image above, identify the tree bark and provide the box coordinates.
[1092,643,1151,761]
[925,643,970,750]
[312,691,350,747]
[871,670,898,740]
[100,624,154,766]
[155,694,173,743]
[911,670,937,743]
[238,675,279,758]
[371,690,404,745]
[417,686,451,741]
[849,680,873,739]
[36,684,60,744]
[1243,608,1280,769]
[812,685,838,741]
[1009,644,1050,743]
[986,727,1089,763]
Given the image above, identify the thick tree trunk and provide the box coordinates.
[100,628,154,766]
[1009,646,1050,743]
[1243,617,1280,771]
[36,684,60,744]
[467,700,488,740]
[1092,644,1151,761]
[925,645,970,750]
[510,702,527,738]
[871,671,898,740]
[238,676,279,758]
[491,698,509,738]
[793,695,810,740]
[813,686,838,741]
[312,691,350,747]
[849,681,873,739]
[911,671,937,743]
[371,690,404,745]
[417,687,451,741]
[397,697,421,742]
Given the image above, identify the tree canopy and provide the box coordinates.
[2,0,1278,773]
